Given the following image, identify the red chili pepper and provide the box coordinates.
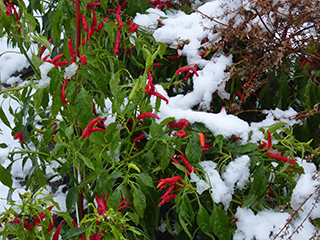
[268,152,297,167]
[43,54,50,61]
[168,45,181,59]
[177,155,195,172]
[86,2,101,9]
[47,53,64,66]
[259,141,267,149]
[33,206,54,223]
[137,112,160,120]
[178,119,188,128]
[72,221,86,240]
[61,77,69,104]
[168,122,180,128]
[202,142,211,152]
[68,37,76,63]
[157,19,163,26]
[266,130,272,150]
[80,54,87,65]
[98,22,104,31]
[159,184,167,191]
[6,2,14,16]
[95,194,107,215]
[116,3,123,28]
[107,9,117,13]
[176,65,199,76]
[88,26,94,40]
[154,92,169,104]
[118,203,132,212]
[23,221,33,231]
[170,156,181,165]
[114,27,121,55]
[80,14,88,32]
[118,197,132,212]
[128,23,138,33]
[174,130,186,138]
[157,176,182,188]
[14,132,24,143]
[52,221,63,240]
[147,0,156,7]
[236,91,246,103]
[82,117,106,138]
[81,38,86,46]
[198,132,205,147]
[158,194,177,206]
[47,213,55,232]
[199,48,208,57]
[55,60,69,67]
[92,7,97,32]
[161,184,176,199]
[38,39,52,58]
[121,0,128,8]
[134,133,146,143]
[153,63,162,67]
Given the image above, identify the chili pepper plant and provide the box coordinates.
[0,0,319,239]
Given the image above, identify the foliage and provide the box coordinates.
[0,0,319,239]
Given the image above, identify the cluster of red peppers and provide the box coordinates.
[1,205,62,239]
[157,176,185,206]
[260,130,297,167]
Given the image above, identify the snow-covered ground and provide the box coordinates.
[1,0,320,239]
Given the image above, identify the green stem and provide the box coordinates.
[16,37,41,79]
[0,82,33,94]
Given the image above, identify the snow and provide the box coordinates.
[1,0,320,239]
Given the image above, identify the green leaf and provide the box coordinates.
[267,122,287,133]
[136,173,154,188]
[111,129,120,155]
[213,134,223,150]
[35,165,46,187]
[197,203,214,238]
[0,107,11,128]
[236,142,258,154]
[150,120,163,138]
[0,164,12,188]
[33,88,44,113]
[157,42,167,59]
[78,153,95,170]
[66,187,78,212]
[0,143,8,148]
[133,186,146,218]
[61,227,88,238]
[211,205,231,240]
[75,88,93,128]
[110,71,121,98]
[186,132,202,163]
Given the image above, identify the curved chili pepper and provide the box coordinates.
[176,65,199,76]
[158,194,177,207]
[86,2,101,9]
[268,152,297,167]
[157,176,182,188]
[170,156,181,165]
[177,155,195,172]
[14,132,24,143]
[134,133,146,143]
[161,184,176,199]
[52,221,63,240]
[121,0,128,8]
[128,23,138,33]
[137,112,160,120]
[178,119,188,128]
